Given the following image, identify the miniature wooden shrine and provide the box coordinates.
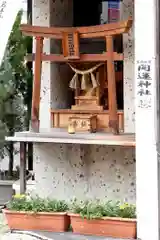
[20,18,132,135]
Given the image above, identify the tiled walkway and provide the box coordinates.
[33,231,133,240]
[1,232,40,240]
[0,231,133,240]
[0,214,9,238]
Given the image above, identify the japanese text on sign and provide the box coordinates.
[0,1,7,18]
[136,60,152,109]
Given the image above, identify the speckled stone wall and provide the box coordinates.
[121,0,135,133]
[34,143,135,202]
[33,0,136,203]
[50,0,73,110]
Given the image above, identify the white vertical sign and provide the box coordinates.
[0,0,22,66]
[135,0,159,240]
[136,60,152,109]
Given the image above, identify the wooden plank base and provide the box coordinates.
[51,109,124,133]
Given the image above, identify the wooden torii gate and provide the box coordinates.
[20,18,132,134]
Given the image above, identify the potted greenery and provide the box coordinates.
[3,194,70,232]
[68,200,136,239]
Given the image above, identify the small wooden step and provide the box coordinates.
[68,115,97,134]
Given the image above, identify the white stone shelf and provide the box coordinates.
[5,129,135,147]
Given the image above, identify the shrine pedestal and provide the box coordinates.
[51,109,124,133]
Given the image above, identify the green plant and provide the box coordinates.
[70,200,136,220]
[6,194,69,213]
[0,9,33,176]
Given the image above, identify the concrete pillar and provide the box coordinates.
[32,0,51,129]
[50,0,73,110]
[135,0,160,239]
[32,0,73,129]
[121,0,135,133]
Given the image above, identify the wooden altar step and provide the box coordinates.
[51,109,124,133]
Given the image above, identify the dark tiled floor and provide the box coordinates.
[31,231,134,240]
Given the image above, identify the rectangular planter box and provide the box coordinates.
[3,209,70,232]
[69,213,136,239]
